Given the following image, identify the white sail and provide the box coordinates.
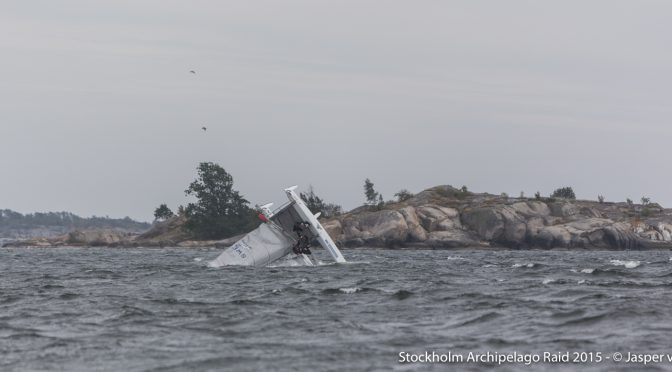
[208,222,293,267]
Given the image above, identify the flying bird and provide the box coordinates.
[202,126,207,131]
[190,70,196,74]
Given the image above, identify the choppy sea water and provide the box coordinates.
[3,248,672,372]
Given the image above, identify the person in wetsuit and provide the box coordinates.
[292,221,312,255]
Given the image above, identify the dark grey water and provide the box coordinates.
[2,248,672,371]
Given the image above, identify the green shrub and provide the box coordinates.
[551,187,576,200]
[394,189,414,202]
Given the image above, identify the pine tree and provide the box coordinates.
[364,178,381,205]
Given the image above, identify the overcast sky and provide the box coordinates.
[1,1,670,221]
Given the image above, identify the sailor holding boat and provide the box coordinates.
[292,221,312,255]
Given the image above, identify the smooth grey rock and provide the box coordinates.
[548,202,580,218]
[510,201,550,217]
[356,210,409,245]
[425,230,480,248]
[322,219,343,242]
[461,207,504,241]
[399,206,428,241]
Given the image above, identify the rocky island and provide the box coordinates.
[4,186,672,250]
[323,186,672,250]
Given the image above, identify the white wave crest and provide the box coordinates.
[513,263,535,268]
[609,260,641,269]
[339,287,361,294]
[542,278,555,285]
[580,268,595,274]
[446,256,465,261]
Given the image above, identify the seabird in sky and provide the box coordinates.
[202,126,207,131]
[190,70,196,74]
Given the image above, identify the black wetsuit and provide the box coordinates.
[292,222,312,255]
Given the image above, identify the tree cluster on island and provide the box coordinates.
[154,163,347,240]
[154,164,401,240]
[0,210,149,234]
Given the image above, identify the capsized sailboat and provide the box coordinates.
[208,186,346,267]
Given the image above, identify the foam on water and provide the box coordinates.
[446,256,465,260]
[335,260,371,265]
[609,259,641,269]
[339,287,361,294]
